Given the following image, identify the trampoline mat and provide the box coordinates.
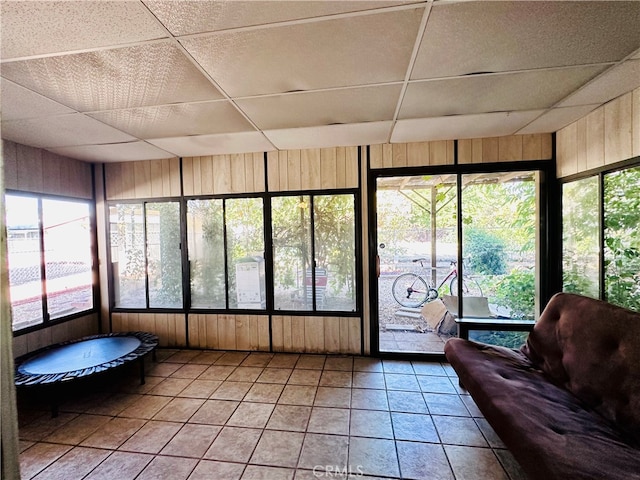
[15,332,158,386]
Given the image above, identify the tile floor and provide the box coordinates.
[16,350,527,480]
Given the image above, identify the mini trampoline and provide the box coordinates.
[15,331,158,415]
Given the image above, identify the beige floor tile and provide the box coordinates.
[137,455,198,480]
[353,357,383,372]
[384,373,421,391]
[244,383,284,403]
[147,377,192,396]
[119,395,171,419]
[119,420,182,454]
[83,451,153,480]
[189,399,239,425]
[266,405,311,432]
[433,415,489,447]
[215,352,249,366]
[250,430,304,467]
[177,379,222,399]
[188,460,245,480]
[319,370,352,387]
[19,442,72,480]
[352,371,386,389]
[397,441,454,480]
[241,353,274,367]
[348,437,400,478]
[351,388,388,410]
[160,423,221,458]
[392,412,439,442]
[171,363,209,379]
[227,402,275,428]
[288,369,321,386]
[278,385,317,406]
[297,433,349,470]
[314,387,351,408]
[44,414,111,445]
[31,446,111,480]
[18,412,79,442]
[444,445,510,480]
[307,407,349,435]
[210,381,253,401]
[268,354,300,368]
[418,374,458,394]
[204,426,262,463]
[199,365,236,381]
[81,417,146,449]
[495,449,528,480]
[295,355,326,370]
[242,465,294,480]
[227,367,265,382]
[189,351,225,365]
[383,359,416,374]
[84,393,140,416]
[386,390,428,413]
[350,409,393,438]
[323,356,353,371]
[424,392,471,416]
[153,397,204,422]
[147,362,182,377]
[256,368,292,384]
[166,350,201,363]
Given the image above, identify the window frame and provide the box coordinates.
[7,190,98,336]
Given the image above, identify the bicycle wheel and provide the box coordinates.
[449,276,483,297]
[392,273,430,307]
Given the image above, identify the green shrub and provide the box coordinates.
[464,228,507,275]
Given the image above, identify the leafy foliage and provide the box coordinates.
[464,228,507,275]
[493,269,535,319]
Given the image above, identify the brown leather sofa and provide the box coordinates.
[444,292,640,480]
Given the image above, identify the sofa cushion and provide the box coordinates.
[521,293,640,443]
[445,338,640,480]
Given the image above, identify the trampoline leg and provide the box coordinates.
[139,358,146,385]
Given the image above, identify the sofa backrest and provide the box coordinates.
[522,292,640,443]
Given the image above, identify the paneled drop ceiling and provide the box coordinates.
[1,0,639,163]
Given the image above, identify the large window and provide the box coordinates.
[110,202,182,309]
[272,193,357,312]
[187,197,265,310]
[6,193,94,331]
[562,163,640,311]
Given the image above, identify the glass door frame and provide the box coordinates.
[368,158,557,359]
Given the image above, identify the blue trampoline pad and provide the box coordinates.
[19,336,142,375]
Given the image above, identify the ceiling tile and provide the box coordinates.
[264,121,392,150]
[48,141,175,163]
[181,8,423,97]
[517,105,600,135]
[557,60,640,107]
[400,65,608,119]
[1,1,167,60]
[236,85,402,130]
[147,131,275,156]
[1,79,75,121]
[391,111,544,143]
[88,101,255,139]
[1,42,223,112]
[144,0,417,36]
[1,114,136,148]
[413,1,640,79]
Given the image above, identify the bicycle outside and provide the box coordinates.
[392,258,483,308]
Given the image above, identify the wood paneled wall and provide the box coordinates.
[267,147,358,191]
[557,87,640,177]
[369,141,454,168]
[183,153,264,195]
[188,314,270,351]
[111,312,186,348]
[105,158,180,200]
[3,140,92,198]
[12,314,98,358]
[458,134,553,164]
[271,316,360,354]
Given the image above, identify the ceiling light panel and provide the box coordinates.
[1,79,75,121]
[181,8,423,97]
[517,105,600,135]
[89,101,255,139]
[413,1,640,79]
[147,131,275,156]
[48,141,175,163]
[1,42,223,112]
[399,65,608,119]
[558,60,640,108]
[264,121,393,150]
[144,0,417,36]
[391,111,544,143]
[236,85,402,130]
[1,1,167,60]
[1,113,136,148]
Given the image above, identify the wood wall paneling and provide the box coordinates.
[604,92,633,166]
[111,312,186,347]
[370,141,455,168]
[271,315,361,354]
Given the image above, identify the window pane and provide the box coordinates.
[604,166,640,310]
[146,202,182,308]
[42,199,93,319]
[272,196,312,310]
[6,195,43,330]
[187,199,225,309]
[110,204,146,308]
[226,198,265,309]
[562,177,599,298]
[314,194,356,311]
[461,172,538,322]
